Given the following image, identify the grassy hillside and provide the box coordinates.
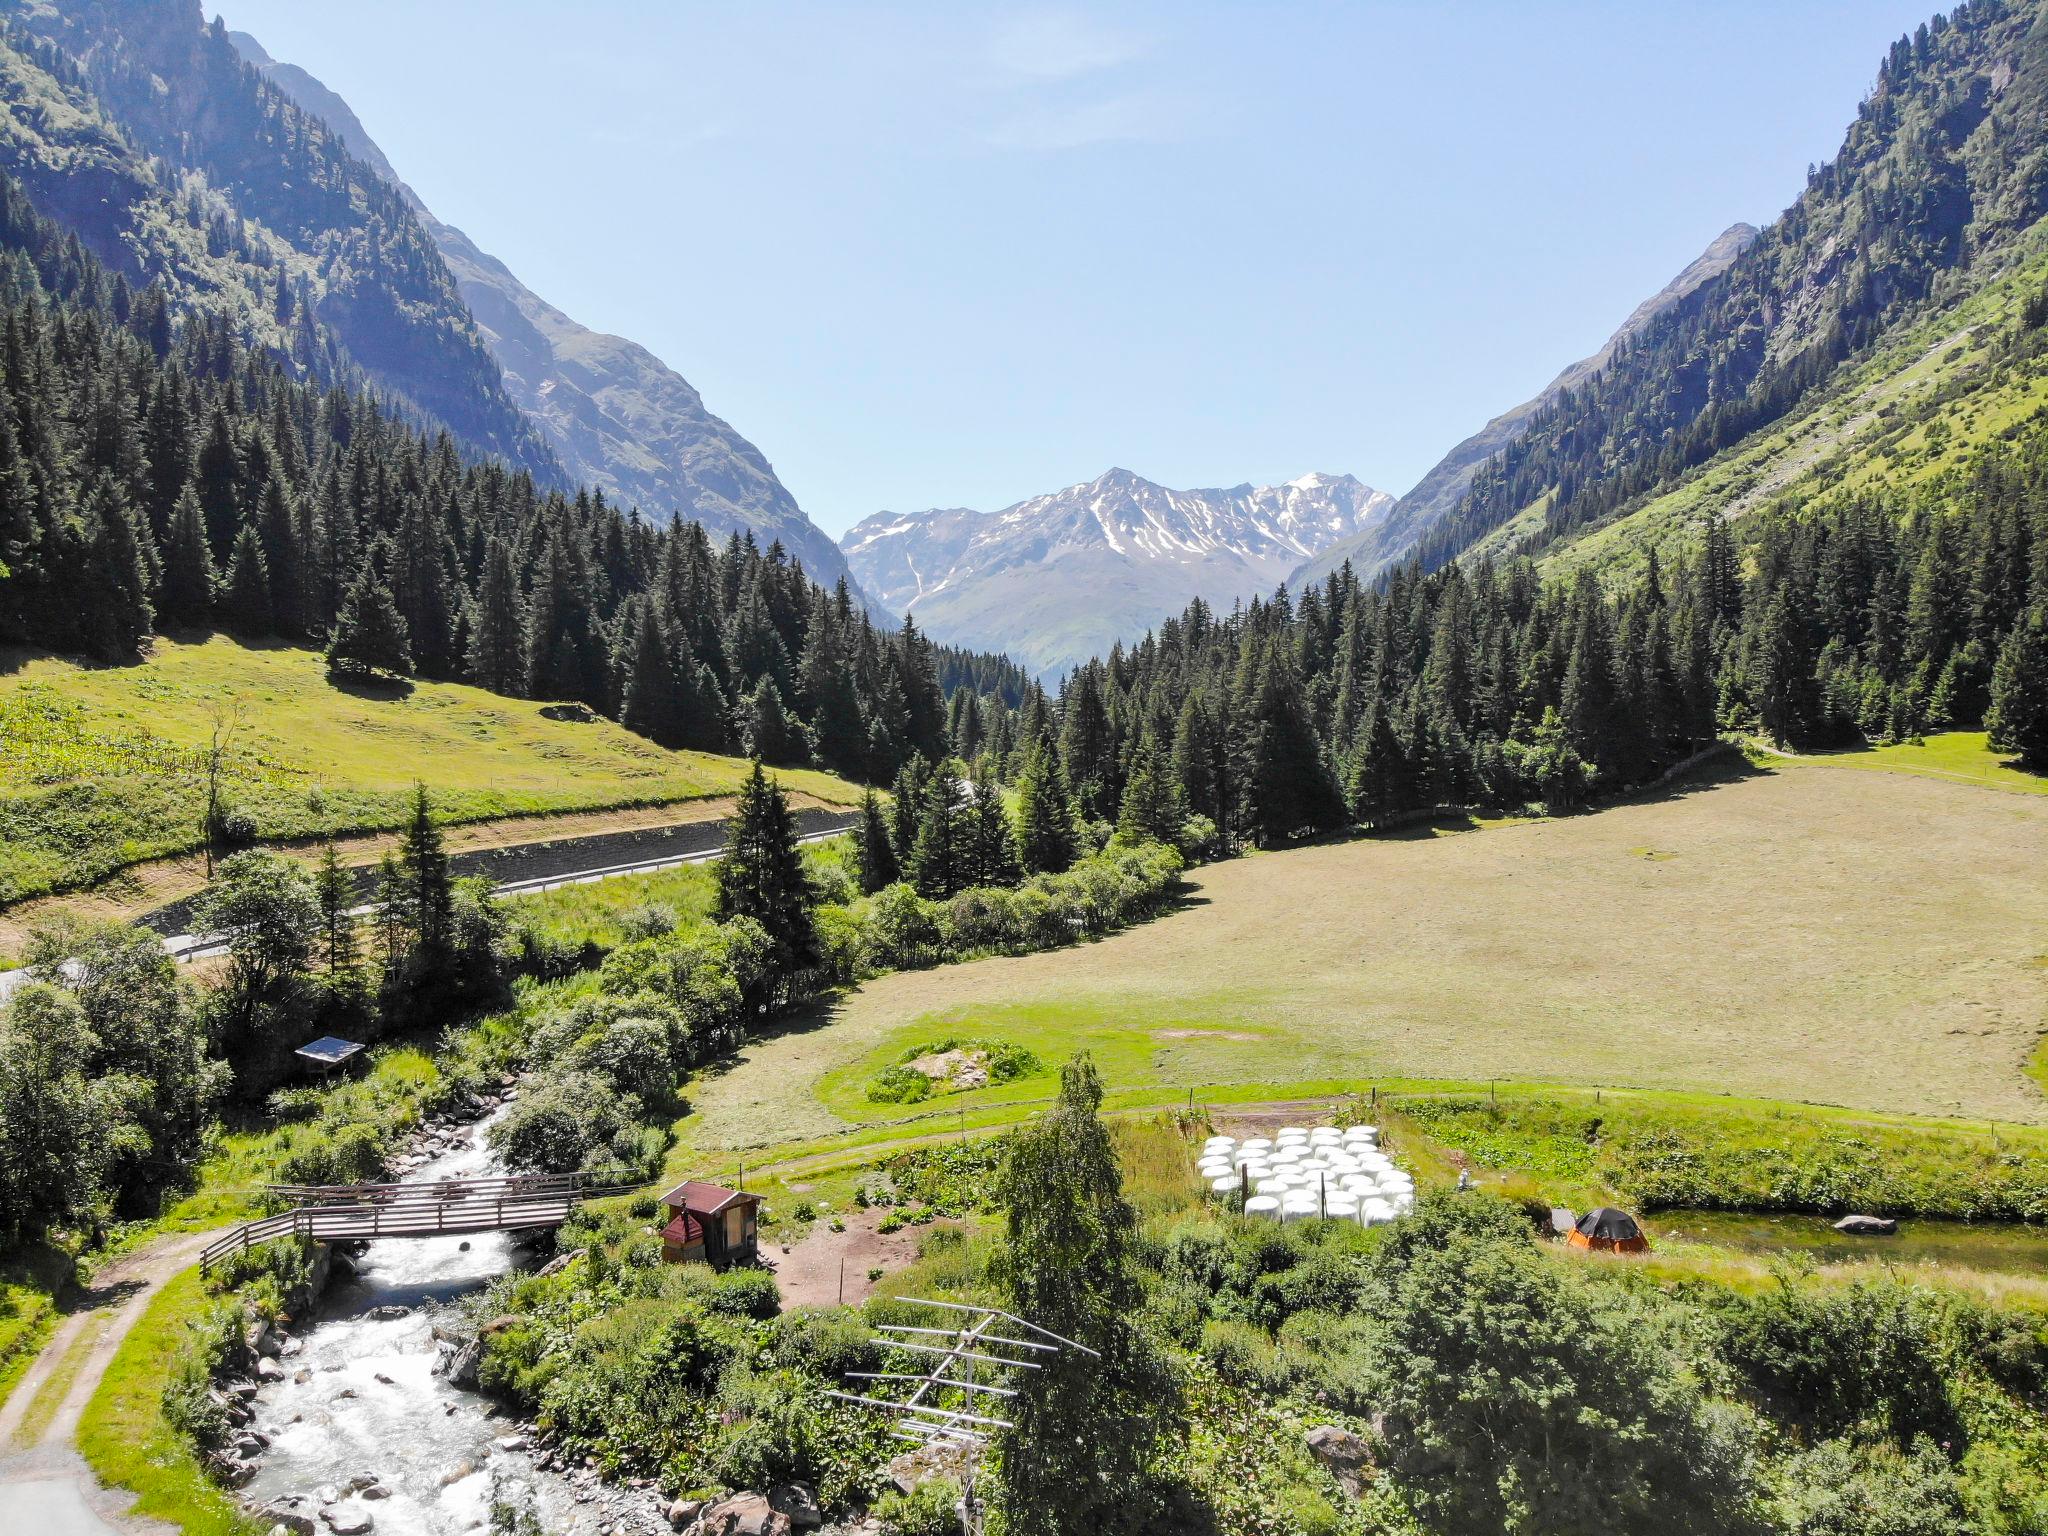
[0,636,859,906]
[678,758,2048,1157]
[1495,237,2048,585]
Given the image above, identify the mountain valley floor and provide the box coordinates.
[683,754,2048,1157]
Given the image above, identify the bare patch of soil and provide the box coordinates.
[765,1210,960,1309]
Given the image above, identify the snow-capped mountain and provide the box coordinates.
[842,468,1392,680]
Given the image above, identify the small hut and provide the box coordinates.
[294,1036,364,1080]
[1566,1206,1649,1254]
[656,1181,762,1269]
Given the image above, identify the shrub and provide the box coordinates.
[874,1477,961,1536]
[618,903,678,942]
[707,1268,782,1320]
[1772,1437,1968,1536]
[866,1065,934,1105]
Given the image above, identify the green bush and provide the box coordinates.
[865,1065,934,1105]
[874,1478,962,1536]
[707,1268,782,1320]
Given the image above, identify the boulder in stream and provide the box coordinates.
[321,1505,374,1535]
[691,1492,791,1536]
[1833,1213,1899,1236]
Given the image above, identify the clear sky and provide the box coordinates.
[216,1,1938,537]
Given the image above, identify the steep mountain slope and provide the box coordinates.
[843,468,1392,678]
[1291,223,1758,589]
[1410,0,2048,579]
[226,30,866,601]
[0,0,559,480]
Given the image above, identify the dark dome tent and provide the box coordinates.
[1566,1206,1649,1254]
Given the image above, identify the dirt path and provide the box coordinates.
[0,1231,212,1536]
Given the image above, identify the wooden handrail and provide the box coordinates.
[200,1172,636,1272]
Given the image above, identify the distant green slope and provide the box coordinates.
[0,637,860,905]
[1501,235,2048,585]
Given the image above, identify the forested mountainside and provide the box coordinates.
[841,467,1391,681]
[1407,0,2048,579]
[0,0,560,480]
[225,29,870,607]
[0,162,992,785]
[1289,223,1758,590]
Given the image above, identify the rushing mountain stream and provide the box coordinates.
[240,1115,667,1536]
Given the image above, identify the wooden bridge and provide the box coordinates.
[199,1171,636,1273]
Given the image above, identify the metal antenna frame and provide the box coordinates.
[825,1298,1098,1536]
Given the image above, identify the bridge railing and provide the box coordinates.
[200,1171,641,1273]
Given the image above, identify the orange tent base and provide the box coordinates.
[1566,1230,1650,1254]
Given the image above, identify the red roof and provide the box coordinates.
[657,1181,759,1217]
[660,1213,704,1248]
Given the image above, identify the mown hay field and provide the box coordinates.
[688,760,2048,1153]
[0,636,858,905]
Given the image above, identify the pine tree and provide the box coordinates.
[1346,700,1412,822]
[1014,743,1079,875]
[314,841,360,983]
[745,676,814,765]
[221,524,272,637]
[853,787,899,894]
[78,484,154,660]
[891,755,931,863]
[1987,605,2048,767]
[968,757,1019,885]
[994,1054,1174,1536]
[396,783,453,957]
[906,759,969,899]
[327,567,413,679]
[618,599,683,746]
[1116,737,1184,844]
[158,486,216,628]
[715,761,820,980]
[465,539,526,695]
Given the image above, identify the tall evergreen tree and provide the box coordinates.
[1987,605,2048,768]
[906,758,970,899]
[1014,742,1079,875]
[157,486,215,628]
[715,762,820,980]
[221,523,271,636]
[326,567,413,678]
[994,1055,1175,1536]
[968,756,1019,886]
[1115,737,1185,844]
[852,787,899,894]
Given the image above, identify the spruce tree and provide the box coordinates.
[1014,743,1079,875]
[327,567,413,679]
[1115,737,1185,844]
[314,841,360,985]
[891,754,931,862]
[79,485,154,660]
[968,757,1019,885]
[906,758,969,899]
[994,1054,1175,1536]
[745,676,814,765]
[158,486,216,628]
[618,600,682,745]
[715,761,820,980]
[397,783,453,958]
[221,524,272,636]
[1987,605,2048,767]
[853,787,899,894]
[465,539,526,695]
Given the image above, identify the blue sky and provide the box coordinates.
[218,1,1938,536]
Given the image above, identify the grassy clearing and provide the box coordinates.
[75,1266,261,1536]
[676,763,2048,1158]
[1754,730,2048,797]
[0,635,857,905]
